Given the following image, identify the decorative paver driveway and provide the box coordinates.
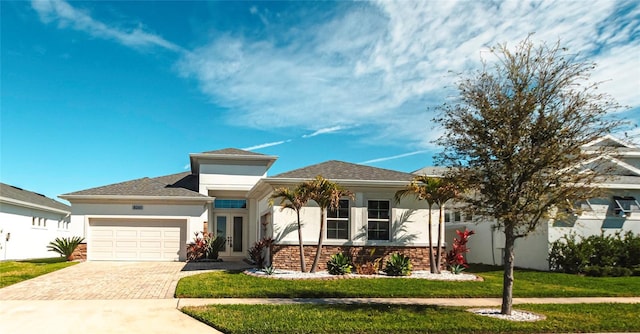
[0,261,215,300]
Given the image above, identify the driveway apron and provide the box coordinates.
[0,261,190,300]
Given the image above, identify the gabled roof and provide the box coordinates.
[583,135,637,149]
[271,160,415,182]
[60,172,209,200]
[0,183,70,213]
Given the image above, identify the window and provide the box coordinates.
[32,217,36,226]
[214,199,247,209]
[445,210,463,223]
[368,200,390,241]
[613,196,640,218]
[327,199,349,239]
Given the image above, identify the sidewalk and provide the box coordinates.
[178,296,640,308]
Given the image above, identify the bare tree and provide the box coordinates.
[435,37,624,315]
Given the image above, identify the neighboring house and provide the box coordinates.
[0,183,71,260]
[441,135,640,271]
[61,149,443,269]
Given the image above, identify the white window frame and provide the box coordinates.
[327,199,350,240]
[613,196,640,217]
[367,199,391,241]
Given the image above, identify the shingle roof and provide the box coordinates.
[412,166,448,177]
[62,172,207,198]
[271,160,414,182]
[202,148,266,156]
[0,183,70,212]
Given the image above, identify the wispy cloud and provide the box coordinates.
[360,150,429,164]
[32,0,639,149]
[31,0,183,52]
[178,1,639,148]
[242,140,291,151]
[302,126,348,138]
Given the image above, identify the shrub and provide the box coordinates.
[584,266,632,277]
[248,238,273,268]
[549,232,640,275]
[327,252,353,275]
[47,236,85,260]
[383,253,412,276]
[446,228,475,274]
[352,248,383,275]
[187,232,226,261]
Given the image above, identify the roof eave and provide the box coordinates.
[0,196,70,215]
[264,177,410,187]
[59,195,214,203]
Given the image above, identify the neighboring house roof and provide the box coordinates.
[271,160,415,182]
[60,172,210,200]
[412,166,448,177]
[0,182,70,213]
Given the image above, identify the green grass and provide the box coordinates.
[175,265,640,298]
[0,257,77,288]
[182,303,640,334]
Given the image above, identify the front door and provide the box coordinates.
[215,214,245,257]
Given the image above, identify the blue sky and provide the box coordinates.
[1,0,639,202]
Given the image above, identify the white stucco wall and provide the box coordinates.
[199,163,268,193]
[69,201,209,252]
[0,202,72,260]
[264,188,441,247]
[446,190,640,271]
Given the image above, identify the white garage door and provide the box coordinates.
[89,219,184,261]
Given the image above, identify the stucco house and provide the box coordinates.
[442,135,640,271]
[60,149,443,269]
[0,183,72,260]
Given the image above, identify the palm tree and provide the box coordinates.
[432,177,461,273]
[270,185,311,272]
[304,176,354,273]
[395,175,460,273]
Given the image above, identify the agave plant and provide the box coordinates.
[327,252,353,275]
[47,236,85,261]
[383,253,412,276]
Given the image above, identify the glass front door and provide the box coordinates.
[215,214,245,257]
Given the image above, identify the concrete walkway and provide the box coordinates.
[3,297,635,334]
[178,296,640,307]
[0,299,221,334]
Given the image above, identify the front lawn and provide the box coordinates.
[0,257,77,288]
[175,265,640,298]
[182,303,640,334]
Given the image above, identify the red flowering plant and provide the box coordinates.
[446,228,475,274]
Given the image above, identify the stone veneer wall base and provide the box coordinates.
[271,244,446,271]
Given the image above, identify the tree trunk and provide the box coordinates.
[501,225,516,315]
[310,209,325,273]
[427,204,437,274]
[435,205,443,274]
[296,210,307,273]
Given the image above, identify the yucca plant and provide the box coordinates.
[47,236,85,261]
[383,253,412,276]
[327,252,353,275]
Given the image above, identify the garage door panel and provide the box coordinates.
[92,230,114,237]
[116,230,138,238]
[89,219,183,261]
[140,241,162,248]
[140,230,162,238]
